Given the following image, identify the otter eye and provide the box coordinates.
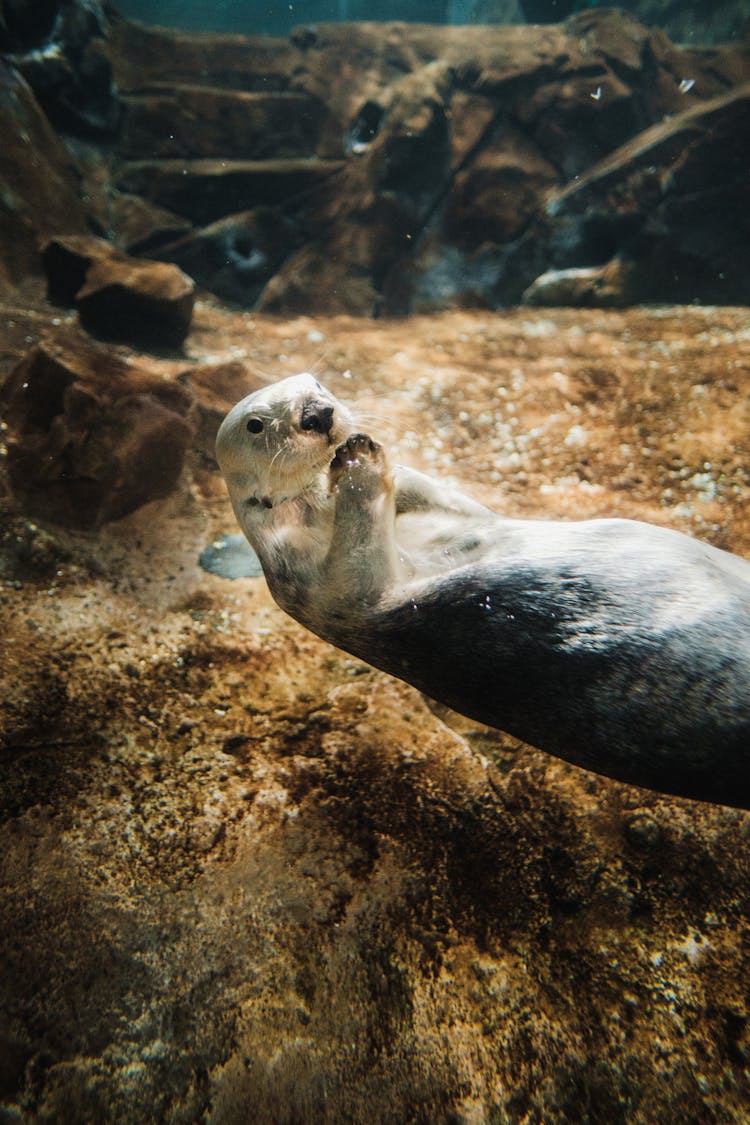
[246,417,264,434]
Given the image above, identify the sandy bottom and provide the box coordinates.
[2,300,750,1123]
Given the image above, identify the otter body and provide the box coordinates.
[216,374,750,809]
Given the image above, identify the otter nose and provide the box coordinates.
[300,399,334,434]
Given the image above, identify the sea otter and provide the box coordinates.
[216,373,750,809]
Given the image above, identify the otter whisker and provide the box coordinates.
[269,444,290,471]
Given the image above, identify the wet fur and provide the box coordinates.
[217,374,750,809]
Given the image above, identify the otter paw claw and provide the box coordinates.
[330,433,388,494]
[331,433,382,472]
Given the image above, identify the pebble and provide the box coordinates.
[624,811,663,851]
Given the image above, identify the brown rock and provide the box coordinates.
[445,121,558,246]
[109,193,193,256]
[109,18,295,94]
[0,62,88,294]
[119,86,327,161]
[261,61,454,315]
[515,0,750,43]
[115,157,345,227]
[258,241,383,316]
[685,41,750,92]
[251,14,747,314]
[0,331,194,527]
[521,257,638,308]
[41,234,115,306]
[98,12,750,315]
[178,359,267,460]
[151,209,303,307]
[522,83,750,306]
[41,235,196,348]
[76,256,196,349]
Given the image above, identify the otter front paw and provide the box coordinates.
[330,433,389,497]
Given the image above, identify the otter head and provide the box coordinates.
[216,373,353,513]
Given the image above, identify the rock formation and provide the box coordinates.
[1,4,747,316]
[105,11,750,315]
[502,83,750,307]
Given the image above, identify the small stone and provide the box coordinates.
[199,534,263,580]
[624,811,663,851]
[0,516,69,581]
[222,734,253,755]
[522,259,636,309]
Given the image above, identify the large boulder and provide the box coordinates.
[41,234,115,305]
[109,193,193,256]
[108,17,295,92]
[508,0,750,44]
[261,59,457,315]
[0,331,195,528]
[521,258,638,309]
[178,358,267,460]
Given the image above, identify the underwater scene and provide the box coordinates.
[1,0,750,1121]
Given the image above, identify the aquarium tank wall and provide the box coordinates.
[113,0,749,43]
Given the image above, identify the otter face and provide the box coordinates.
[216,373,354,510]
